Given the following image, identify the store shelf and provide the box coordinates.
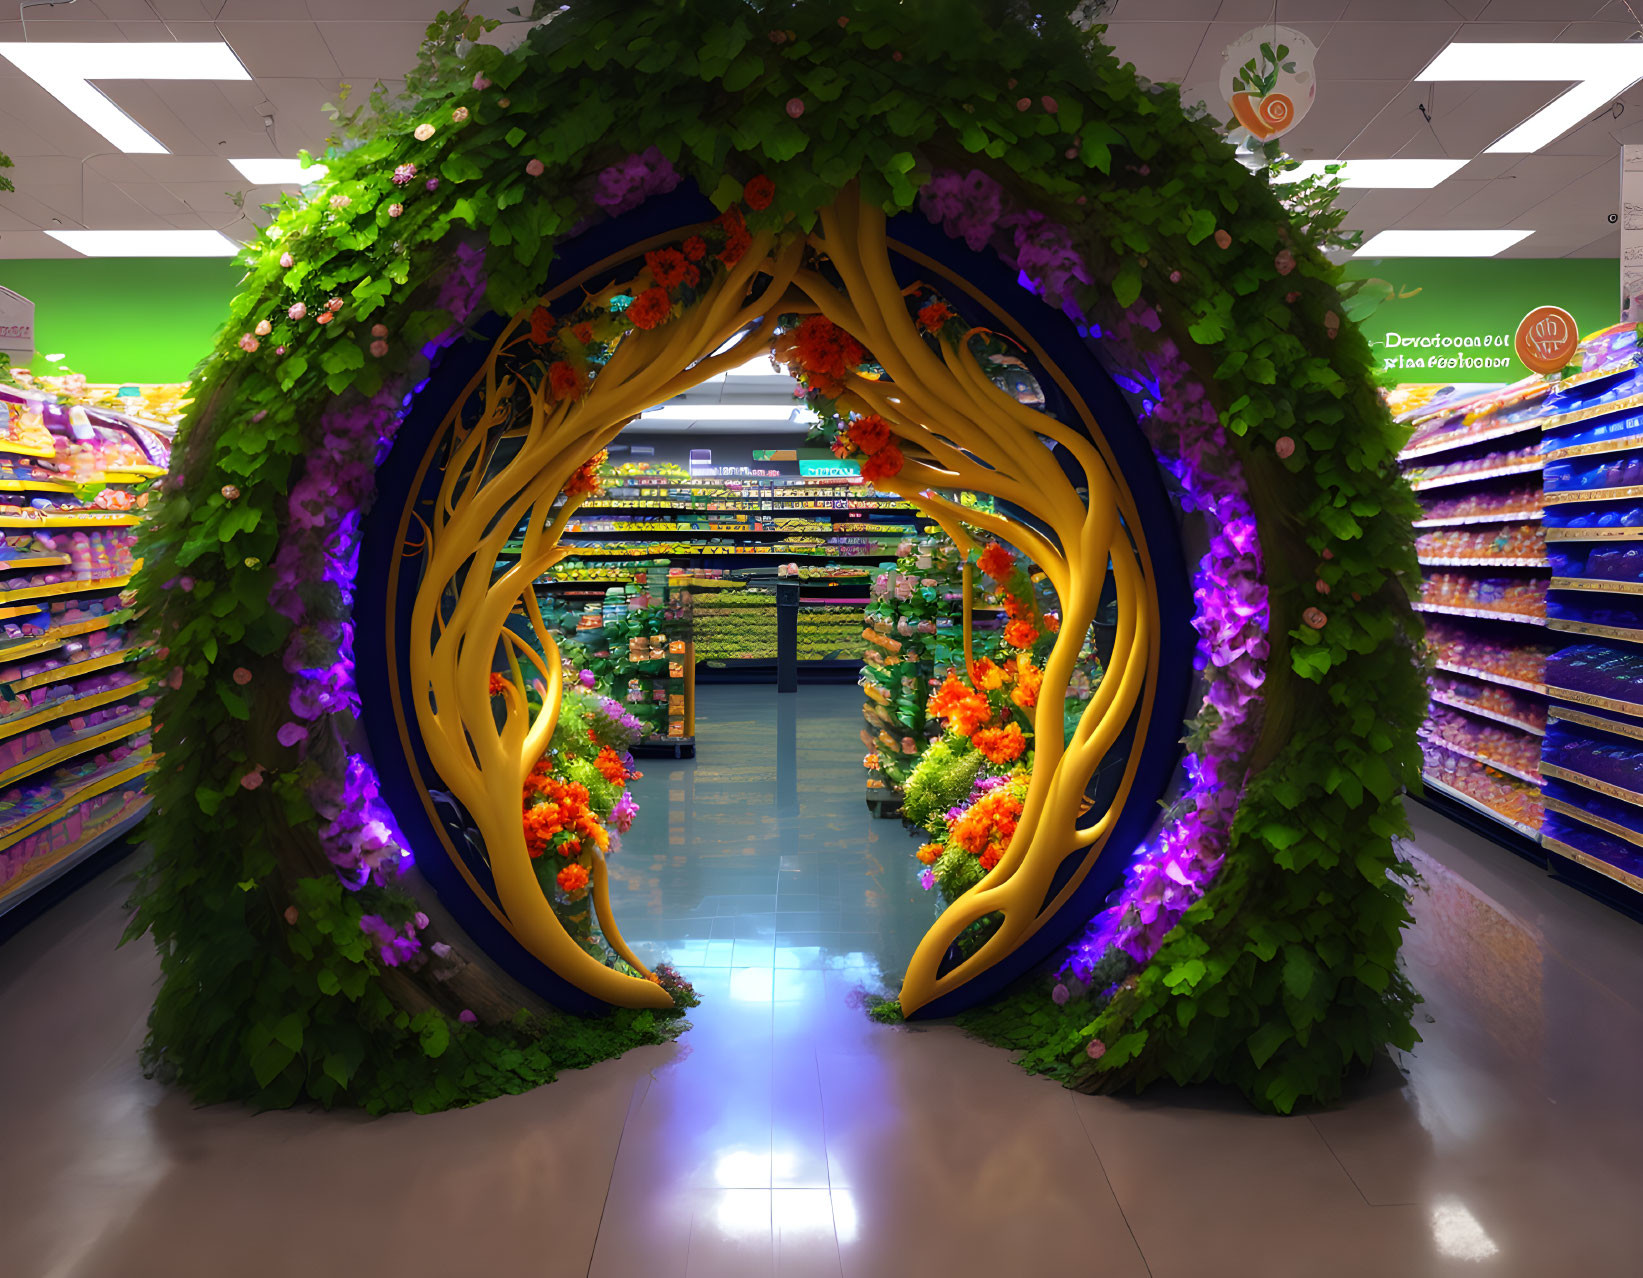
[1549,705,1643,743]
[1543,794,1643,848]
[0,710,151,787]
[6,646,142,693]
[0,513,139,528]
[1430,691,1544,736]
[1543,432,1643,462]
[0,554,71,572]
[1540,762,1643,811]
[1538,388,1643,433]
[1544,525,1643,542]
[1553,355,1639,393]
[0,478,76,493]
[1419,773,1541,840]
[101,464,166,480]
[1419,555,1547,568]
[0,678,149,743]
[0,756,150,851]
[1544,684,1643,720]
[1400,418,1540,461]
[0,611,133,664]
[0,800,150,917]
[1433,660,1545,694]
[1421,735,1541,785]
[1549,618,1643,645]
[1550,575,1643,595]
[1542,835,1643,896]
[1544,483,1643,506]
[0,439,59,460]
[0,573,131,605]
[1413,509,1543,528]
[1412,601,1547,626]
[1409,459,1544,491]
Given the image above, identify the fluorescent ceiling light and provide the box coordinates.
[0,42,251,154]
[1274,159,1468,188]
[230,158,328,186]
[1416,42,1643,153]
[47,229,241,257]
[641,404,811,422]
[1355,229,1532,258]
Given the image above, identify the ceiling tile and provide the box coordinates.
[314,21,434,80]
[1478,0,1623,19]
[0,230,82,258]
[1103,22,1213,84]
[1316,22,1462,81]
[1216,0,1349,18]
[217,21,342,81]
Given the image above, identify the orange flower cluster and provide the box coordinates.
[929,671,993,736]
[836,413,904,484]
[777,314,866,396]
[951,786,1022,872]
[718,207,751,266]
[743,175,775,210]
[916,299,954,332]
[973,722,1027,765]
[1004,618,1039,649]
[970,657,1006,691]
[859,443,904,483]
[977,542,1015,581]
[916,842,943,865]
[595,746,637,786]
[549,360,583,400]
[1010,655,1042,710]
[646,246,700,291]
[565,449,607,497]
[627,285,672,330]
[556,862,590,894]
[521,766,609,859]
[488,672,510,697]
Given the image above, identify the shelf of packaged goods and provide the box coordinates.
[0,554,71,573]
[1420,773,1541,840]
[1544,684,1643,720]
[0,710,151,788]
[1544,483,1643,505]
[1430,692,1545,736]
[1432,660,1546,694]
[565,524,912,535]
[1543,525,1643,542]
[1421,735,1541,785]
[0,755,151,853]
[0,573,131,605]
[1542,794,1643,848]
[1543,433,1643,462]
[1418,555,1547,568]
[0,679,149,744]
[1548,705,1643,743]
[1413,509,1543,528]
[1540,761,1643,811]
[1408,460,1543,491]
[1538,388,1643,434]
[554,548,902,559]
[0,799,151,916]
[1548,618,1643,645]
[573,502,919,514]
[0,611,133,664]
[0,513,139,529]
[6,646,142,693]
[1399,418,1541,462]
[1553,355,1640,393]
[1550,576,1643,595]
[1412,601,1547,626]
[0,439,59,460]
[1541,836,1643,896]
[0,604,38,622]
[0,478,76,494]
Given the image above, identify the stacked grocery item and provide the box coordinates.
[693,583,776,661]
[1417,572,1547,622]
[1415,483,1543,526]
[0,390,169,915]
[1415,523,1544,566]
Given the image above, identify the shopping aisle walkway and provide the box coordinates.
[1,712,1642,1273]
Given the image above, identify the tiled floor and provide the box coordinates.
[2,684,1643,1276]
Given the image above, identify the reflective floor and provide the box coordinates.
[2,683,1642,1276]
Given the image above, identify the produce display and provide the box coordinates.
[1424,619,1552,688]
[1414,483,1544,526]
[1416,524,1544,565]
[1418,572,1548,620]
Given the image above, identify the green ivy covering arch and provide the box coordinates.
[128,0,1424,1115]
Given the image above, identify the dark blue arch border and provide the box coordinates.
[356,185,1193,1019]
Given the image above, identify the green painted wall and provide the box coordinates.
[0,253,1620,386]
[0,258,243,383]
[1341,256,1617,381]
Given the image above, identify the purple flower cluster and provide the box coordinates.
[918,169,1009,251]
[359,912,423,967]
[943,771,1013,825]
[612,791,639,834]
[918,170,1093,308]
[592,147,682,217]
[311,754,413,890]
[586,693,645,749]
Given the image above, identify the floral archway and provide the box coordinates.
[130,0,1424,1115]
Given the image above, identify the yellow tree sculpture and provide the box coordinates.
[405,193,1160,1015]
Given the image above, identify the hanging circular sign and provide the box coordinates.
[1220,25,1317,141]
[1514,305,1580,375]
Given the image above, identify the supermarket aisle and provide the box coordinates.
[4,772,1643,1273]
[605,683,939,985]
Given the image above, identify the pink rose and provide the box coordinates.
[232,667,253,685]
[240,768,264,791]
[284,906,299,925]
[526,158,545,177]
[1274,436,1295,459]
[279,251,293,269]
[288,301,306,321]
[1086,1039,1106,1059]
[786,97,805,118]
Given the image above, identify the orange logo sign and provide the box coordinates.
[1514,306,1580,375]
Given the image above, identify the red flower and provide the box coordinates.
[916,300,954,332]
[572,321,594,344]
[627,286,672,330]
[557,862,590,893]
[1004,619,1039,649]
[646,247,697,290]
[1044,613,1060,632]
[549,360,582,400]
[682,235,707,261]
[529,305,552,345]
[784,314,866,396]
[979,846,1003,871]
[565,449,607,496]
[595,745,628,785]
[717,207,752,266]
[830,435,857,459]
[859,443,904,483]
[847,414,892,454]
[743,175,776,210]
[977,542,1015,581]
[488,672,509,696]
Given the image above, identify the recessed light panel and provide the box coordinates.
[1354,229,1533,258]
[230,159,329,186]
[1274,159,1468,189]
[46,229,242,258]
